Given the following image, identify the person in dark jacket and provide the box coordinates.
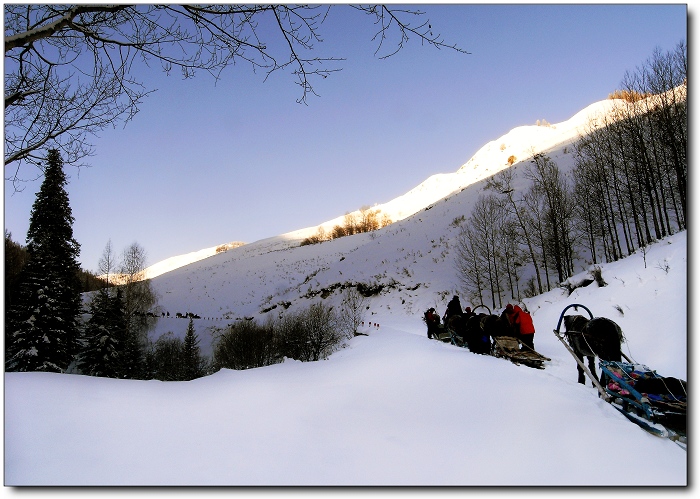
[497,303,519,338]
[500,303,515,326]
[443,295,463,322]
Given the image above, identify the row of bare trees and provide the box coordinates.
[573,43,686,263]
[456,157,575,310]
[456,43,686,309]
[302,206,392,245]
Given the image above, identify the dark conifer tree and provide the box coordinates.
[182,318,206,380]
[6,150,82,372]
[78,289,126,377]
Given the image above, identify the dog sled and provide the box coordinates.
[491,335,550,370]
[553,304,687,447]
[431,324,464,346]
[424,307,464,346]
[472,304,550,369]
[425,304,550,368]
[599,360,687,447]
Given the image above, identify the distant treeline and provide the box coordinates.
[301,206,392,246]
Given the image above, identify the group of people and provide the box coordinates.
[499,302,536,350]
[425,295,537,351]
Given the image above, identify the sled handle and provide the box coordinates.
[472,304,491,315]
[554,303,594,335]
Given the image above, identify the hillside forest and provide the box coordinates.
[455,43,685,309]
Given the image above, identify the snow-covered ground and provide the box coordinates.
[4,231,688,486]
[4,96,688,486]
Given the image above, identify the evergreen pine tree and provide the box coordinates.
[6,150,82,372]
[78,288,126,377]
[182,318,206,380]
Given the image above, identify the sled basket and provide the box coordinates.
[431,324,464,346]
[599,360,687,439]
[492,335,550,370]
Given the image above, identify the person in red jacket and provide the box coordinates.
[424,308,441,339]
[512,305,536,350]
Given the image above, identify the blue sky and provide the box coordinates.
[3,3,688,272]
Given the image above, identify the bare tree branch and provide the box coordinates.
[4,4,468,184]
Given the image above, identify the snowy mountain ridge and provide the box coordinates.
[141,98,625,280]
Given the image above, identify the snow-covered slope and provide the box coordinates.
[140,242,246,280]
[5,231,687,485]
[4,95,687,485]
